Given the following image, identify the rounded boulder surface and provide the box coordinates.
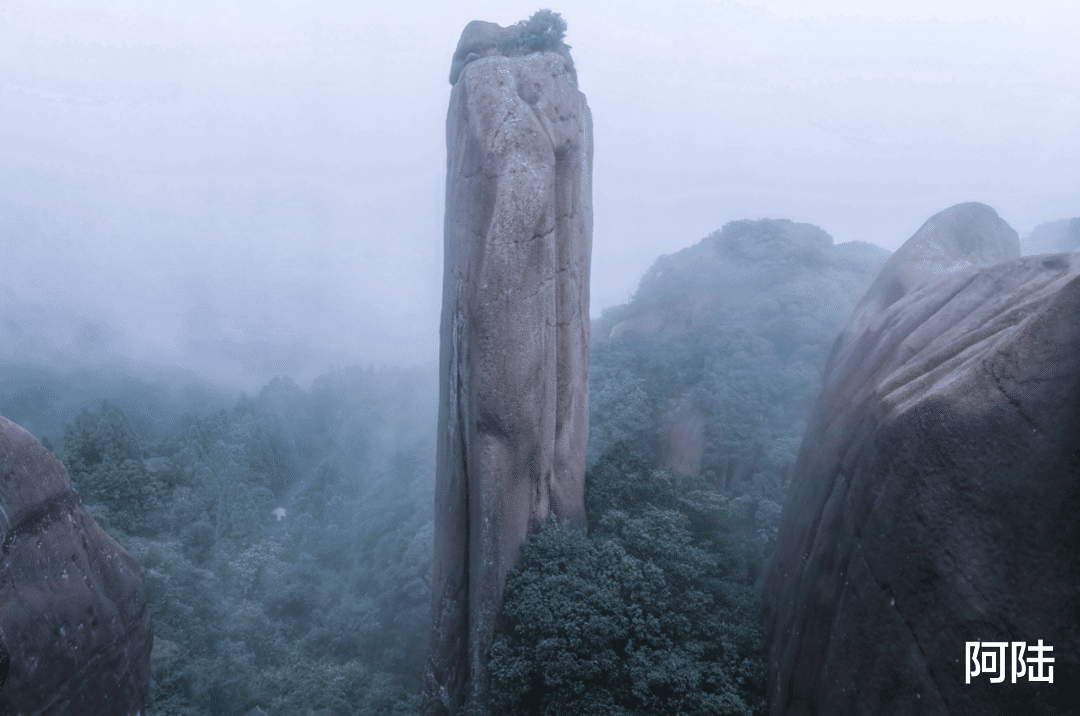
[764,204,1079,715]
[0,415,152,715]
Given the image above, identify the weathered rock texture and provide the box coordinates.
[764,202,1080,714]
[0,415,152,715]
[427,17,592,716]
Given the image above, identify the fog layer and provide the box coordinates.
[1,0,1076,387]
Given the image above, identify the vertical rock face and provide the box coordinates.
[427,16,592,716]
[763,203,1080,714]
[0,415,153,715]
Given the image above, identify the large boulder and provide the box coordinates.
[427,13,592,716]
[764,203,1079,714]
[1023,217,1080,256]
[0,415,152,715]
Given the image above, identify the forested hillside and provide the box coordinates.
[0,362,234,446]
[0,219,889,715]
[589,219,889,554]
[12,365,438,716]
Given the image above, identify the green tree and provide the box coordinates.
[511,9,569,53]
[490,446,765,715]
[59,403,165,535]
[61,402,143,473]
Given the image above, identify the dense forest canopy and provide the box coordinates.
[6,365,436,715]
[0,218,888,715]
[590,220,888,555]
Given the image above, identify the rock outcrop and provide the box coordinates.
[657,395,708,477]
[764,203,1079,714]
[0,415,152,715]
[428,13,592,716]
[1023,217,1080,256]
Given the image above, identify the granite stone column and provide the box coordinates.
[426,16,592,716]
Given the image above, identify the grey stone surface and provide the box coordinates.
[1023,217,1080,256]
[849,202,1020,330]
[448,15,576,87]
[763,203,1079,714]
[0,415,152,715]
[427,21,592,716]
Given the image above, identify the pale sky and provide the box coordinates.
[1,0,1077,385]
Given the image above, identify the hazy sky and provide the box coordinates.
[1,0,1077,382]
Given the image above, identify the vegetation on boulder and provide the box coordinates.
[508,9,570,54]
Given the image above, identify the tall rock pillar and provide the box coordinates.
[427,13,592,716]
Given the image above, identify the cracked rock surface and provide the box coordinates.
[426,31,592,716]
[0,415,152,715]
[763,203,1079,715]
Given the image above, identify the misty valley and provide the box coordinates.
[2,208,1077,715]
[0,216,885,715]
[2,5,1079,716]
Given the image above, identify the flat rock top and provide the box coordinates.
[449,12,575,86]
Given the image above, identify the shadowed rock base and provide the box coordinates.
[0,415,152,716]
[426,19,593,716]
[764,204,1080,715]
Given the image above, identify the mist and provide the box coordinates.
[2,0,1076,390]
[2,2,1078,714]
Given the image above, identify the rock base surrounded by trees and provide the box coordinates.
[429,11,593,716]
